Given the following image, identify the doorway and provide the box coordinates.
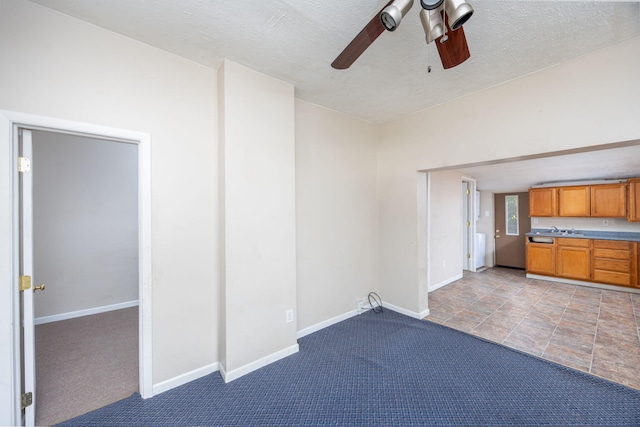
[2,110,153,427]
[30,130,139,425]
[494,192,530,269]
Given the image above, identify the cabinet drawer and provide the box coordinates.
[593,270,632,286]
[593,248,631,260]
[557,238,590,247]
[593,258,632,273]
[593,240,632,251]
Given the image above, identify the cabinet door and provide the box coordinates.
[529,188,557,217]
[628,179,640,222]
[558,186,590,217]
[526,243,555,275]
[590,184,627,218]
[556,238,591,280]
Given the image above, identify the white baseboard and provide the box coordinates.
[220,344,299,383]
[428,274,463,293]
[152,362,220,396]
[297,310,358,339]
[383,302,427,320]
[34,300,139,325]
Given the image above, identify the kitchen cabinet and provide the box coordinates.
[526,242,556,276]
[529,188,557,217]
[590,183,627,218]
[592,240,637,287]
[557,186,591,217]
[556,238,591,280]
[628,178,640,222]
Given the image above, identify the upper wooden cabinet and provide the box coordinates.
[529,188,557,217]
[558,186,591,217]
[530,181,632,219]
[590,183,627,218]
[629,178,640,222]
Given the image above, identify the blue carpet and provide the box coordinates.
[58,309,640,426]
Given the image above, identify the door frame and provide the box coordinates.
[1,110,153,425]
[462,177,477,272]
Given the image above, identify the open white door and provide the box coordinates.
[19,129,37,426]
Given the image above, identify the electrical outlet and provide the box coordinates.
[603,219,609,226]
[533,218,539,224]
[356,297,370,314]
[285,309,294,323]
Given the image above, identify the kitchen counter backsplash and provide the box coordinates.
[528,228,640,242]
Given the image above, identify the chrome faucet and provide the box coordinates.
[551,226,559,232]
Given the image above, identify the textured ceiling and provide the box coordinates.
[27,0,640,192]
[29,0,640,123]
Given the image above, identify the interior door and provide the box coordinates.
[19,129,37,426]
[494,192,530,269]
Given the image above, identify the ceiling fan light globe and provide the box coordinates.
[420,8,444,44]
[381,0,414,31]
[445,0,474,31]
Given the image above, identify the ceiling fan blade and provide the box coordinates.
[436,14,470,69]
[331,1,393,70]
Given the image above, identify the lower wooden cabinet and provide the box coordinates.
[526,237,638,288]
[526,243,555,276]
[592,240,637,287]
[556,238,591,280]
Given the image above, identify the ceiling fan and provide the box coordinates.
[331,0,473,70]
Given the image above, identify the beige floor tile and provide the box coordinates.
[518,316,556,333]
[543,343,592,371]
[472,322,512,343]
[427,267,640,390]
[549,328,594,352]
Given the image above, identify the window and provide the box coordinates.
[506,195,519,236]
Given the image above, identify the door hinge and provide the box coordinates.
[467,189,470,195]
[19,275,31,292]
[467,254,471,259]
[18,157,31,173]
[466,221,471,227]
[21,392,32,409]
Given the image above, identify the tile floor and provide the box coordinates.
[424,267,640,390]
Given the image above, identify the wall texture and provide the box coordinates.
[0,0,219,399]
[295,100,379,331]
[218,60,297,377]
[378,36,640,313]
[32,131,138,319]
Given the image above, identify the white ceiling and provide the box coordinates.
[28,0,640,191]
[450,142,640,192]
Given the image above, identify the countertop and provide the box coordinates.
[527,228,640,242]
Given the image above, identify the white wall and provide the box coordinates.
[295,100,378,331]
[32,131,138,319]
[428,171,464,289]
[218,60,297,377]
[378,36,640,311]
[0,1,219,415]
